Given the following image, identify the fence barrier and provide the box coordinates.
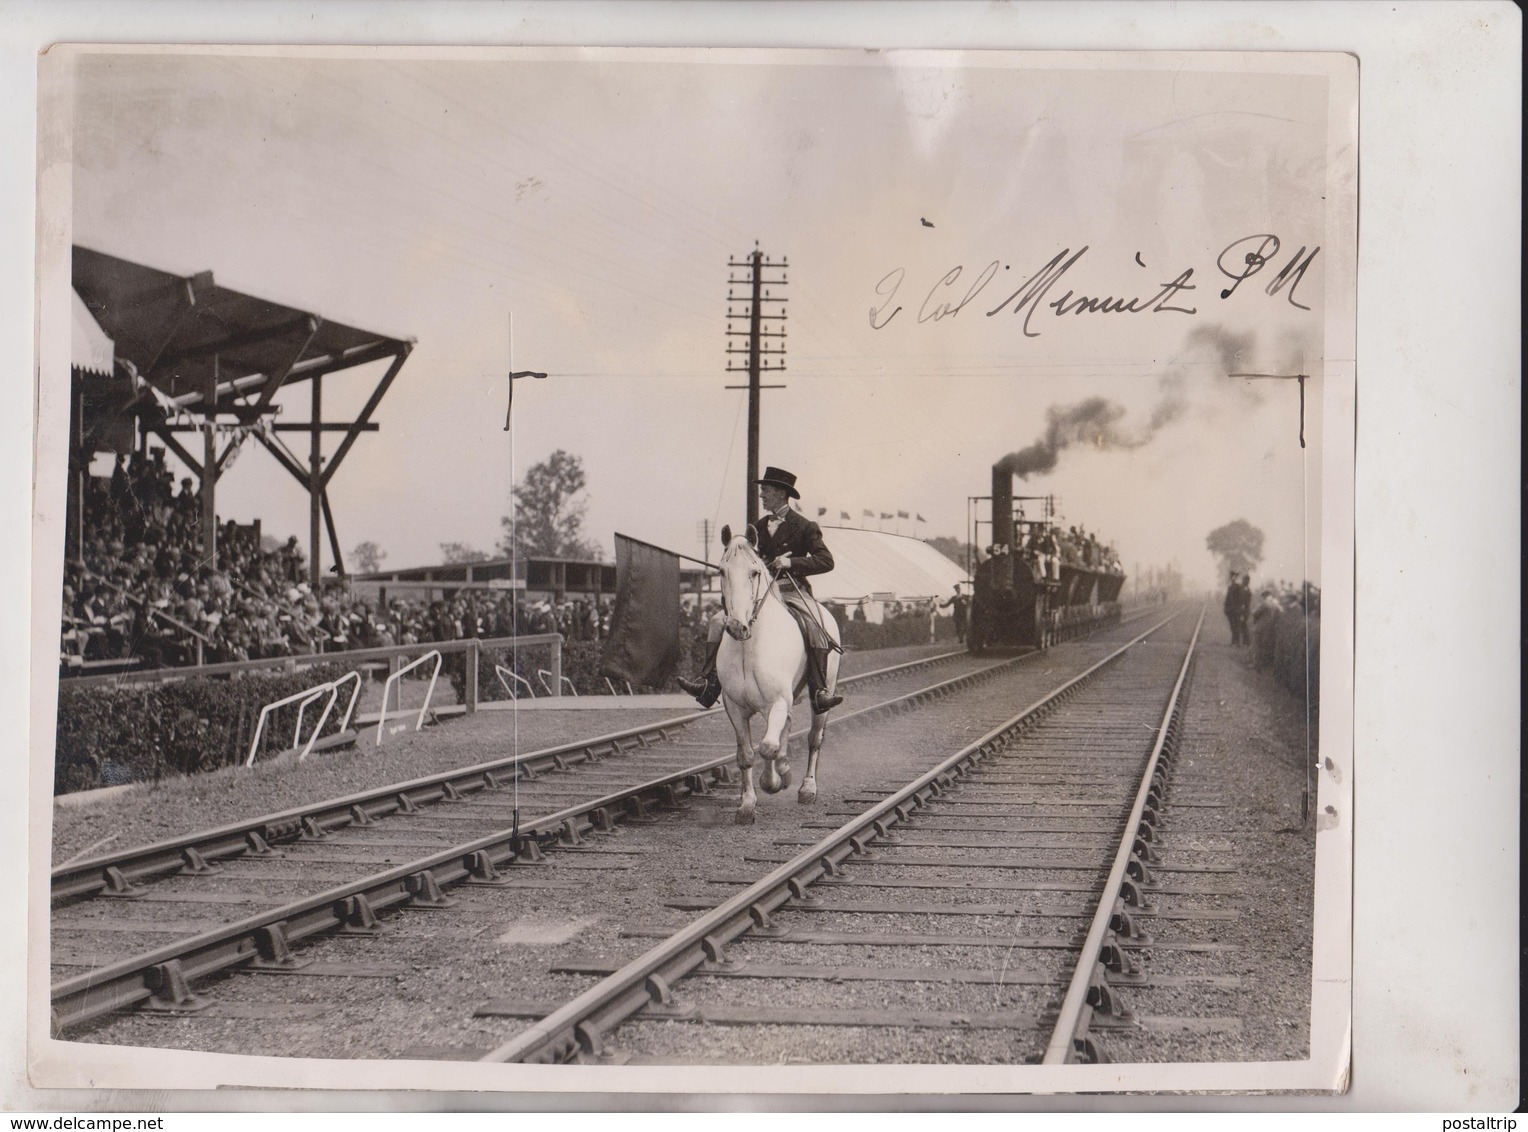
[377,650,442,746]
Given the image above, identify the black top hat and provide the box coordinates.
[756,466,800,499]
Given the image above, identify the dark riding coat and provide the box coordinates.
[755,509,834,597]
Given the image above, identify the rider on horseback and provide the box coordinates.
[678,466,845,713]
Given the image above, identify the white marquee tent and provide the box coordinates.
[809,526,970,621]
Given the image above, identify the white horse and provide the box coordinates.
[715,525,842,824]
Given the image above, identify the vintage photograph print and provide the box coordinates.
[32,46,1355,1093]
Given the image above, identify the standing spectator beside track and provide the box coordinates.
[1223,572,1251,646]
[939,584,971,643]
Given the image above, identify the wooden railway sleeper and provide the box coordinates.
[248,920,312,972]
[141,958,212,1014]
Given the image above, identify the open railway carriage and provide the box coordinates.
[967,464,1123,653]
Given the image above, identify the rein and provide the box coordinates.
[721,545,779,640]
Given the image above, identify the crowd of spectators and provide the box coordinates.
[60,449,615,673]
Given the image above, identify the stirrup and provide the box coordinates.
[812,690,843,712]
[679,674,721,708]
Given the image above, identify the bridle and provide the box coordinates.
[719,540,777,640]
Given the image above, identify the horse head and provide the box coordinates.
[718,527,769,640]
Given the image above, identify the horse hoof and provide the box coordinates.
[777,766,792,791]
[760,767,782,795]
[797,783,817,804]
[735,808,755,825]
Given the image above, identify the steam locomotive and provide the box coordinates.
[966,464,1125,653]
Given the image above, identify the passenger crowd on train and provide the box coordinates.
[984,523,1126,584]
[59,450,615,671]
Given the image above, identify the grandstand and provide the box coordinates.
[63,247,414,673]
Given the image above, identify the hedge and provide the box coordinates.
[54,663,352,794]
[1253,607,1321,723]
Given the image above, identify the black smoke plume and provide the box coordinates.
[997,324,1308,480]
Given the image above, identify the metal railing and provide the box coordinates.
[376,651,443,746]
[244,671,363,768]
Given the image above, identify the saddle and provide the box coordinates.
[777,581,844,653]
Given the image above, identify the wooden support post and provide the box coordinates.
[201,358,218,565]
[309,375,322,589]
[465,641,480,715]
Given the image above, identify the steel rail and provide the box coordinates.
[50,648,1040,1030]
[52,647,989,903]
[477,609,1186,1064]
[1041,605,1206,1064]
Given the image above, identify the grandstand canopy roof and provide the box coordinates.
[811,527,970,604]
[72,245,412,417]
[71,289,115,377]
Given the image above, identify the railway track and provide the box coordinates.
[467,608,1217,1065]
[52,607,1181,1044]
[52,641,1063,1031]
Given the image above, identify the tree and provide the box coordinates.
[439,541,491,565]
[925,535,978,572]
[499,449,603,560]
[352,541,386,574]
[1205,519,1265,579]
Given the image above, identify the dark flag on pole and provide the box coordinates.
[600,534,681,687]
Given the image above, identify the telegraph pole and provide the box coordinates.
[726,245,787,526]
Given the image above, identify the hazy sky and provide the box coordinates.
[69,49,1331,586]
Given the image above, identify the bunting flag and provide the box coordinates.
[840,511,851,521]
[600,534,681,687]
[917,513,926,522]
[880,512,893,520]
[817,506,827,517]
[862,509,874,518]
[897,511,910,519]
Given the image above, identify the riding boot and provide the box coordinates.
[676,638,722,707]
[806,646,843,712]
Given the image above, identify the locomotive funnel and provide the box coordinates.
[992,464,1014,549]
